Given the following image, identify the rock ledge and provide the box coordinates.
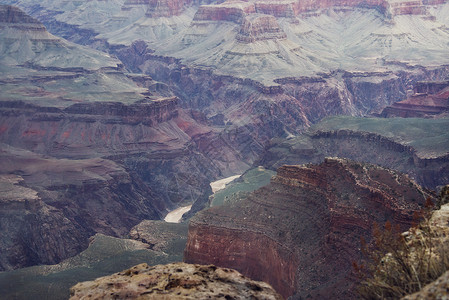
[69,262,282,299]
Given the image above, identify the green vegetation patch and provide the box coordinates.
[211,167,276,207]
[0,233,186,300]
[310,116,449,158]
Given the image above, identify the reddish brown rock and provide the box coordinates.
[193,1,256,24]
[184,158,431,299]
[381,80,449,117]
[236,14,287,43]
[194,0,390,21]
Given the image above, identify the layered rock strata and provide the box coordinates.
[69,262,282,299]
[184,158,430,298]
[381,80,449,118]
[258,116,449,190]
[145,0,194,18]
[0,145,166,271]
[0,6,223,271]
[236,14,287,43]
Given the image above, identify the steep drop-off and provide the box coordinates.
[185,158,431,298]
[0,5,225,271]
[0,145,164,271]
[258,116,449,190]
[381,80,449,117]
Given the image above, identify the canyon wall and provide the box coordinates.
[0,5,222,271]
[381,80,449,117]
[0,146,166,271]
[185,158,430,298]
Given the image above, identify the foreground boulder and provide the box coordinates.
[69,262,282,299]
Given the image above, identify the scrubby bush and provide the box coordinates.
[354,194,449,299]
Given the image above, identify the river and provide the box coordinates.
[164,174,241,223]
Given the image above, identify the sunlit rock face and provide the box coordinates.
[185,158,431,298]
[69,262,283,300]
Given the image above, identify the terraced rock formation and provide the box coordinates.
[258,116,449,189]
[184,158,431,298]
[0,5,224,270]
[381,80,449,117]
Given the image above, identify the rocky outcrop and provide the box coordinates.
[185,158,430,298]
[193,1,256,23]
[389,0,449,16]
[402,271,449,299]
[122,0,194,17]
[236,14,287,43]
[0,174,86,271]
[129,220,188,251]
[381,80,449,118]
[69,262,282,299]
[193,0,389,20]
[0,5,43,25]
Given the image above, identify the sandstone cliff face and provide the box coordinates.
[69,262,282,299]
[184,158,430,298]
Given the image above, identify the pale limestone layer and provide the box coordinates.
[69,262,283,299]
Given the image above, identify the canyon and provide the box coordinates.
[184,158,432,298]
[0,4,220,271]
[0,0,448,299]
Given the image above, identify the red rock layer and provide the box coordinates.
[194,0,390,22]
[390,0,448,15]
[381,81,449,117]
[236,14,287,43]
[185,158,430,299]
[193,1,256,23]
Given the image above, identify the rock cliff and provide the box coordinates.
[0,145,165,271]
[381,80,449,117]
[258,116,449,190]
[184,158,431,298]
[145,0,193,18]
[236,14,287,43]
[69,262,282,299]
[0,6,224,271]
